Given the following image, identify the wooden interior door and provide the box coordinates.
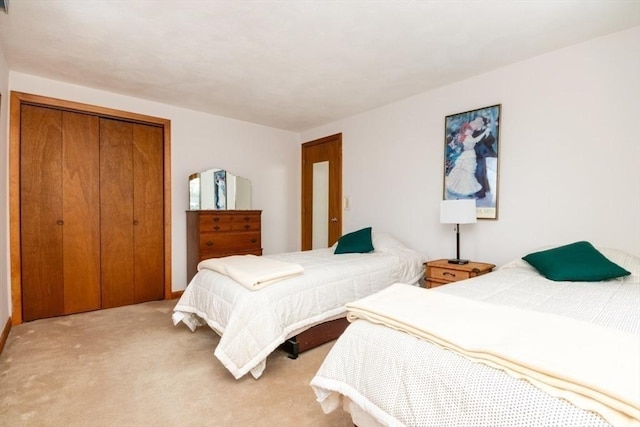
[100,118,135,308]
[132,123,165,303]
[301,133,342,250]
[20,106,101,321]
[61,111,101,314]
[100,119,164,308]
[20,105,65,321]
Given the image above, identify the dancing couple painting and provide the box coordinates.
[444,104,500,219]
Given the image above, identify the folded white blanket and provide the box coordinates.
[346,283,640,427]
[197,255,304,290]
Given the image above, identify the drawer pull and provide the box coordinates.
[244,216,250,221]
[213,217,220,222]
[213,226,220,230]
[250,238,257,243]
[443,272,456,277]
[244,224,250,229]
[206,241,214,247]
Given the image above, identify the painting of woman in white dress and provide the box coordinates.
[444,105,501,219]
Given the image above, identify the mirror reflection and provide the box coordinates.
[189,168,252,210]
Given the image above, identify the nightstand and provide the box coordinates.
[423,259,495,288]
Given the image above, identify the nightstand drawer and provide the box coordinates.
[429,267,471,282]
[423,259,495,288]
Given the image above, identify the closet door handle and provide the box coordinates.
[56,220,64,226]
[133,220,139,225]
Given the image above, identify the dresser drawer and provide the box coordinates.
[198,221,261,233]
[199,213,260,232]
[428,267,472,282]
[199,231,261,252]
[198,248,263,261]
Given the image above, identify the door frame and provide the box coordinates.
[301,133,342,250]
[9,91,172,325]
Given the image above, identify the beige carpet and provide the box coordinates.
[0,299,353,426]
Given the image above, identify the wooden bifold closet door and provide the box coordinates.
[20,105,164,321]
[100,118,164,308]
[21,106,101,321]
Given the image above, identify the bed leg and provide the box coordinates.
[284,337,299,359]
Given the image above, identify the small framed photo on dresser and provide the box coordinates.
[443,104,501,220]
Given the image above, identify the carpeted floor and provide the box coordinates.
[0,299,353,426]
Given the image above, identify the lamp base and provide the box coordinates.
[447,258,469,265]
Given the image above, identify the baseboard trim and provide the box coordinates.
[0,316,11,356]
[170,290,183,300]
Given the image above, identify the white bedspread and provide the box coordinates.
[311,248,640,427]
[198,255,304,290]
[345,283,639,426]
[173,238,425,379]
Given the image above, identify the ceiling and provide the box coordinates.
[0,1,638,132]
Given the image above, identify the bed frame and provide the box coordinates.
[281,317,351,359]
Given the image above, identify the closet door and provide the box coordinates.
[21,105,64,320]
[100,119,135,308]
[21,106,101,321]
[61,111,101,313]
[132,124,164,302]
[100,119,164,308]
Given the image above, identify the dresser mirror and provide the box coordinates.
[189,168,252,210]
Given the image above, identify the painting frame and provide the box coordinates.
[443,104,501,220]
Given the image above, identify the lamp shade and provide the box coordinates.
[440,199,477,224]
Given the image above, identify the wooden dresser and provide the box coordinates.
[186,210,262,283]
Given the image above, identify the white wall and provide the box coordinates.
[0,39,10,326]
[301,26,640,267]
[5,73,300,300]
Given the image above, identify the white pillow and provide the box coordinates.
[372,232,405,253]
[598,247,640,281]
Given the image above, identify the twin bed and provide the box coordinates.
[310,245,640,427]
[172,232,425,379]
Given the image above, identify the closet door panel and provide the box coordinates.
[20,105,64,321]
[100,119,135,308]
[62,111,101,314]
[133,124,165,302]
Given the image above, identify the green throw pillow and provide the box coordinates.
[334,227,374,254]
[522,241,631,282]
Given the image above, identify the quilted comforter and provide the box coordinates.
[173,235,425,379]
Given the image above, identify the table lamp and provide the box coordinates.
[440,199,477,264]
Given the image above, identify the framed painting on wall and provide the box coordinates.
[443,104,501,219]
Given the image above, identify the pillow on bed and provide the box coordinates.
[372,232,405,252]
[334,227,374,254]
[522,241,631,282]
